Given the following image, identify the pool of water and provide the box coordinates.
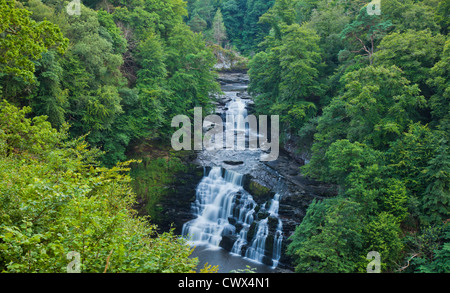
[189,244,276,273]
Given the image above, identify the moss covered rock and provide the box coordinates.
[245,179,274,203]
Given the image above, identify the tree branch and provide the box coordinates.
[396,254,419,272]
[103,249,114,273]
[354,35,370,55]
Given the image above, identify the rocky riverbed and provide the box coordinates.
[155,72,337,271]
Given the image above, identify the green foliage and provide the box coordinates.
[427,38,450,124]
[30,50,68,128]
[229,265,257,273]
[277,0,449,273]
[363,212,404,272]
[241,0,275,53]
[130,156,187,220]
[323,139,381,185]
[1,0,448,274]
[340,65,425,148]
[0,100,61,156]
[387,123,449,225]
[188,12,207,33]
[383,0,442,33]
[97,10,127,55]
[0,0,68,82]
[249,22,323,135]
[421,141,450,225]
[0,0,224,273]
[404,223,450,273]
[374,29,446,98]
[340,3,393,65]
[0,0,220,166]
[0,101,198,273]
[287,197,365,273]
[305,1,351,75]
[186,0,275,54]
[212,8,227,46]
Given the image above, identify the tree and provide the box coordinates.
[220,0,242,48]
[31,50,68,128]
[323,139,381,186]
[340,4,392,65]
[427,38,450,125]
[241,0,275,54]
[260,0,297,39]
[278,24,323,102]
[191,0,216,28]
[364,212,404,272]
[164,23,219,118]
[0,0,68,82]
[374,29,445,99]
[0,100,199,273]
[249,23,323,135]
[304,65,426,182]
[421,141,450,225]
[306,1,351,74]
[212,8,227,47]
[287,197,366,273]
[383,0,441,33]
[405,223,450,273]
[339,65,425,148]
[188,12,207,33]
[435,0,450,34]
[387,123,447,225]
[97,9,128,55]
[136,34,168,84]
[253,0,449,274]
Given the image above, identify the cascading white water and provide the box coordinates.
[182,83,284,268]
[182,167,283,267]
[272,219,283,267]
[270,194,283,267]
[244,193,283,266]
[245,218,269,263]
[226,96,248,132]
[182,167,244,246]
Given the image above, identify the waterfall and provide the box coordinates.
[182,167,283,267]
[182,76,284,268]
[244,193,283,266]
[270,194,283,267]
[226,96,248,132]
[245,218,269,263]
[182,167,244,247]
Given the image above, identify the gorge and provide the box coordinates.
[165,72,338,272]
[2,0,447,275]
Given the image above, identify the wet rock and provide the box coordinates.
[244,179,274,204]
[217,73,249,85]
[220,235,238,251]
[246,222,257,242]
[268,216,279,231]
[228,217,237,226]
[175,73,339,271]
[257,210,270,220]
[224,160,244,166]
[156,164,205,234]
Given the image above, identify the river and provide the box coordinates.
[181,72,289,273]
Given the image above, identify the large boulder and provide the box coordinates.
[219,235,238,251]
[243,179,274,204]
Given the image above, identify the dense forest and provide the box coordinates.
[247,0,449,273]
[0,0,449,273]
[0,0,221,273]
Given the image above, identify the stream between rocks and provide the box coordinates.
[176,72,337,273]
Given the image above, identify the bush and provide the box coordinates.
[0,101,198,273]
